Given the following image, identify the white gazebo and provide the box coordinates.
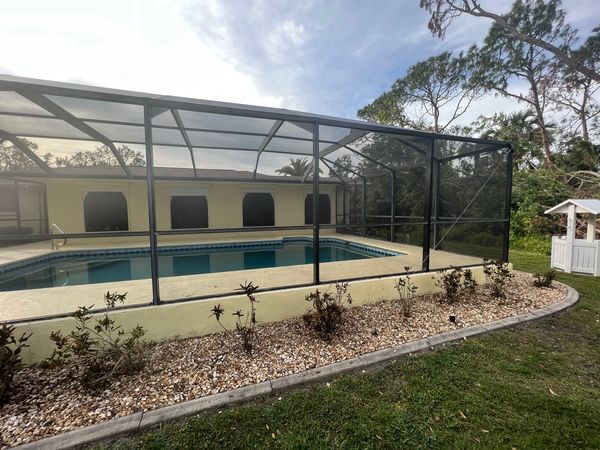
[545,199,600,276]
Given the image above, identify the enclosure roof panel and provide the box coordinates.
[0,74,509,145]
[0,165,343,183]
[545,199,600,215]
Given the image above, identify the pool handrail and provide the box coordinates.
[51,223,67,251]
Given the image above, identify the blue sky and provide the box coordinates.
[1,0,599,124]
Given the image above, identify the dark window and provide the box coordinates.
[305,194,331,224]
[0,182,17,213]
[243,193,274,227]
[84,191,128,232]
[170,196,208,229]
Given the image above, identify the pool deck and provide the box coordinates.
[0,233,481,322]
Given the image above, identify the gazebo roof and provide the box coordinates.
[545,199,600,215]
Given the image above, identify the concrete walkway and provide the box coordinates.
[0,233,480,321]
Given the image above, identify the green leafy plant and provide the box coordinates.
[394,266,419,318]
[303,282,352,337]
[483,259,514,299]
[533,269,557,288]
[462,269,478,294]
[210,281,260,355]
[42,291,146,388]
[0,324,31,404]
[434,266,464,304]
[435,266,479,303]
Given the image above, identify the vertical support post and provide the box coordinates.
[312,120,320,285]
[41,183,49,234]
[353,180,357,224]
[586,214,597,242]
[565,203,576,273]
[390,171,396,242]
[362,177,367,237]
[432,162,441,248]
[422,138,435,272]
[502,147,514,262]
[144,103,160,304]
[13,180,22,230]
[342,186,346,225]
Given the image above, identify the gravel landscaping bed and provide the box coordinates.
[1,271,566,448]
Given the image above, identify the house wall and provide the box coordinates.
[41,178,337,236]
[13,266,491,364]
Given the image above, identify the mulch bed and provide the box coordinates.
[1,271,566,448]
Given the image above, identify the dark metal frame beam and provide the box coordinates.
[312,121,320,284]
[320,159,346,185]
[144,104,160,304]
[0,129,55,176]
[301,129,368,182]
[343,144,397,240]
[502,145,514,261]
[0,75,509,147]
[18,91,133,178]
[438,143,508,163]
[391,136,436,160]
[422,139,435,271]
[171,108,198,178]
[252,120,283,182]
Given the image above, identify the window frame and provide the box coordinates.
[242,191,275,227]
[83,190,129,232]
[169,194,209,230]
[304,193,332,225]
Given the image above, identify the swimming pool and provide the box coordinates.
[0,238,402,291]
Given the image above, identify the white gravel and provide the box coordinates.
[0,272,566,448]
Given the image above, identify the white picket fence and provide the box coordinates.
[551,236,600,276]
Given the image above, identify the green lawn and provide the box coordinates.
[106,251,600,449]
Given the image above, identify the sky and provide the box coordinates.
[1,0,599,124]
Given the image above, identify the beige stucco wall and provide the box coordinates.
[13,266,489,365]
[42,178,337,236]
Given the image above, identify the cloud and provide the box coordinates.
[1,0,599,126]
[0,0,283,108]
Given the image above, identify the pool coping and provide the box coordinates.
[13,281,579,450]
[0,236,401,277]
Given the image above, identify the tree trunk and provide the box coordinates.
[580,89,590,142]
[581,111,589,142]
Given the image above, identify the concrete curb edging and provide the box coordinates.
[16,283,579,450]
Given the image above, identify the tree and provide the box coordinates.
[555,136,600,172]
[54,145,145,168]
[328,155,354,178]
[357,90,414,127]
[474,0,575,164]
[419,0,600,82]
[275,157,313,176]
[0,139,52,171]
[360,51,481,132]
[549,27,600,142]
[473,109,545,168]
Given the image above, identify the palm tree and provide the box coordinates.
[276,157,312,176]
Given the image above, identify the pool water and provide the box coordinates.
[0,238,401,291]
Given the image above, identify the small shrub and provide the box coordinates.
[435,266,479,303]
[303,282,352,337]
[210,281,259,355]
[462,269,478,294]
[394,266,418,318]
[483,259,514,299]
[0,324,31,404]
[533,269,557,288]
[42,292,146,388]
[435,266,464,304]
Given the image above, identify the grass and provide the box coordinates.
[105,251,600,449]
